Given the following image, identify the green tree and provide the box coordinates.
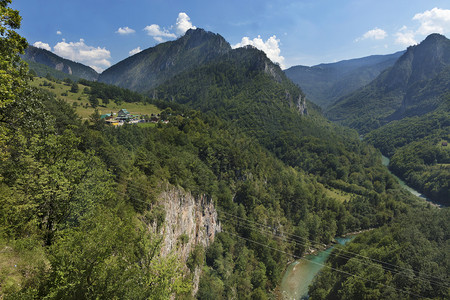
[0,0,28,108]
[89,93,99,108]
[70,82,79,93]
[0,0,29,162]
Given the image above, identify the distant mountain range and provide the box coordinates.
[21,45,99,81]
[284,51,404,108]
[326,33,450,133]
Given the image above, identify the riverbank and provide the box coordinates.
[381,154,443,208]
[279,236,355,299]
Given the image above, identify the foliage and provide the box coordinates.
[308,208,450,299]
[79,79,146,105]
[326,34,450,134]
[0,0,28,108]
[0,4,441,298]
[366,108,450,204]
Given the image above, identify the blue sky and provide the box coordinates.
[13,0,450,72]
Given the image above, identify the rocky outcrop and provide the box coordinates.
[264,61,283,83]
[297,94,307,115]
[152,185,221,295]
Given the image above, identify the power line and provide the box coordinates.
[114,182,449,289]
[217,209,449,287]
[223,230,426,299]
[218,210,450,289]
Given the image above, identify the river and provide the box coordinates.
[381,155,430,200]
[279,236,353,300]
[279,154,439,299]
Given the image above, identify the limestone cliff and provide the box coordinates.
[152,185,221,295]
[297,93,307,115]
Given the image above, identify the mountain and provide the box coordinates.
[326,34,450,133]
[284,51,404,108]
[98,28,231,92]
[21,45,99,81]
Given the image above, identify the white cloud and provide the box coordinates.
[143,12,196,43]
[129,46,142,56]
[33,41,51,51]
[143,24,177,42]
[154,36,165,43]
[53,39,111,73]
[116,26,136,35]
[232,35,286,69]
[356,27,387,41]
[394,26,417,46]
[175,12,196,35]
[413,7,450,35]
[393,8,450,47]
[56,30,62,35]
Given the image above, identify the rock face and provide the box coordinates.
[154,186,221,295]
[297,94,307,115]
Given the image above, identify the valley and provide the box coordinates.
[1,1,449,299]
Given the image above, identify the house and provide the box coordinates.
[100,112,113,120]
[117,109,131,120]
[442,141,448,147]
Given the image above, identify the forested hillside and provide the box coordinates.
[1,1,447,299]
[327,34,450,134]
[98,28,231,92]
[308,208,449,299]
[365,106,450,205]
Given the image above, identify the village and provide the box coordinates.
[100,108,168,126]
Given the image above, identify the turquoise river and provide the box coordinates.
[279,154,439,299]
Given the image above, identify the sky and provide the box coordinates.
[12,0,450,73]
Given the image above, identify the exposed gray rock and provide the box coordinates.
[152,185,221,296]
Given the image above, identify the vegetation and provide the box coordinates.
[284,51,403,108]
[0,2,446,299]
[366,108,450,205]
[29,76,160,119]
[326,34,450,134]
[308,208,449,299]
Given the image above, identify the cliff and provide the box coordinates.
[152,185,221,296]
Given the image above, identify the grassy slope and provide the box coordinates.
[29,77,160,119]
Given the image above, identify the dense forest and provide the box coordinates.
[308,208,449,299]
[326,33,450,134]
[1,1,448,299]
[365,107,450,205]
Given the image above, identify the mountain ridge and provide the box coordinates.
[284,51,404,108]
[21,45,99,81]
[326,33,450,133]
[98,28,231,92]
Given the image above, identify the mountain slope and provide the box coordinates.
[153,45,409,201]
[364,105,450,204]
[326,34,450,133]
[98,28,231,92]
[284,51,404,108]
[21,45,99,81]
